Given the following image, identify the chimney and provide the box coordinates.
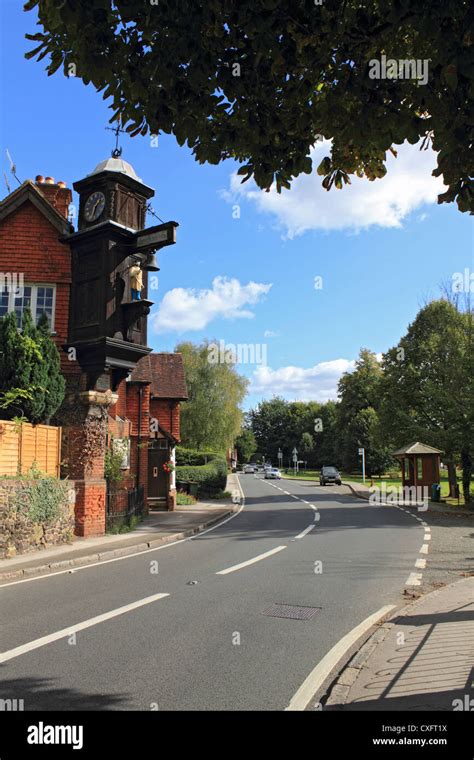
[35,175,72,220]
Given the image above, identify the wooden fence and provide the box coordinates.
[0,420,61,477]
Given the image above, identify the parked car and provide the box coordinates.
[243,464,255,474]
[265,467,281,479]
[319,466,342,486]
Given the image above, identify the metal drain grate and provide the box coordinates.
[262,603,321,621]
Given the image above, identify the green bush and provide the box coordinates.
[104,446,124,484]
[176,492,197,506]
[176,446,223,466]
[13,477,70,525]
[176,456,227,496]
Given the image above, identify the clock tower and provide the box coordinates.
[59,154,178,536]
[65,156,177,391]
[75,155,152,232]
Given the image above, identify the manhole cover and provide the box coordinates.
[262,603,321,621]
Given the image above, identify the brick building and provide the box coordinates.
[0,160,187,535]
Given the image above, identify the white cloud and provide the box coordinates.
[249,358,355,402]
[221,141,446,238]
[153,276,272,334]
[264,330,278,338]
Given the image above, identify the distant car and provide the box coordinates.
[319,466,342,486]
[265,467,281,479]
[243,464,255,474]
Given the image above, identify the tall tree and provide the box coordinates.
[249,397,339,468]
[299,432,315,465]
[176,340,248,451]
[336,349,387,472]
[235,425,257,464]
[313,400,338,468]
[249,397,291,464]
[379,299,473,504]
[26,0,473,211]
[0,310,65,423]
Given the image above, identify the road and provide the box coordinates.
[0,474,425,711]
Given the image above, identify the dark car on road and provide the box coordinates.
[319,466,342,486]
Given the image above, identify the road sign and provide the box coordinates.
[293,454,298,462]
[292,447,298,455]
[358,447,364,455]
[134,221,178,253]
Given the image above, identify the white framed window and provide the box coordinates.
[0,283,56,330]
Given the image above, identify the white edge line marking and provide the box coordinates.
[295,524,315,540]
[216,545,286,575]
[420,544,429,555]
[0,593,170,664]
[286,605,396,711]
[0,476,247,589]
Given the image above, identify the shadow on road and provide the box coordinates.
[0,673,130,711]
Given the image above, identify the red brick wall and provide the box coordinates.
[74,480,106,536]
[126,383,151,504]
[36,182,71,220]
[109,379,128,419]
[150,399,181,441]
[0,201,76,376]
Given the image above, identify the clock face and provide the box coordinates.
[84,191,106,222]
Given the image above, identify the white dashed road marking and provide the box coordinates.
[406,572,423,587]
[0,593,170,664]
[216,546,287,575]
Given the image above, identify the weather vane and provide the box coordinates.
[105,119,126,158]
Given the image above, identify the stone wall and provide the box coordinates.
[0,479,75,559]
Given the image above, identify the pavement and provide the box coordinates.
[0,485,238,582]
[322,576,474,711]
[0,473,430,711]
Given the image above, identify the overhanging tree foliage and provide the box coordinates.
[25,0,473,211]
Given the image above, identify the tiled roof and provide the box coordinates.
[0,180,72,233]
[130,353,188,400]
[392,442,443,456]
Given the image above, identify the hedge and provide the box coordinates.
[175,456,227,496]
[175,447,223,467]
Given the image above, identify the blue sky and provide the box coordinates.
[1,1,472,409]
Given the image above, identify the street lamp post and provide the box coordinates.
[358,447,366,484]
